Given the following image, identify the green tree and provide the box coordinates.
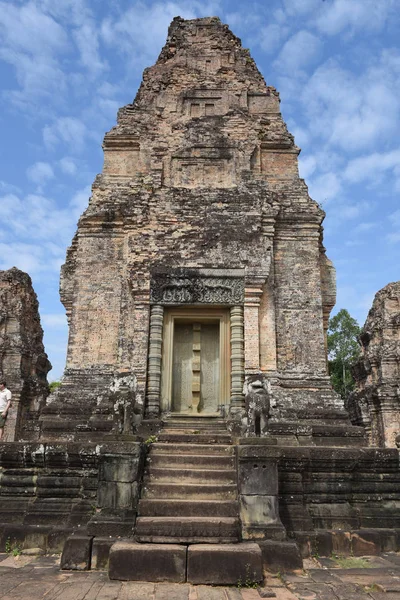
[327,308,361,399]
[49,381,61,392]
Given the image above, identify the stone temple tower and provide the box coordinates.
[41,16,345,440]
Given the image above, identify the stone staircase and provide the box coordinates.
[106,416,263,583]
[135,416,240,543]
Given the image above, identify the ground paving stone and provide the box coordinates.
[369,594,400,600]
[329,582,373,599]
[2,553,400,599]
[225,589,243,600]
[239,590,261,599]
[95,581,123,600]
[382,552,400,567]
[154,583,191,600]
[119,582,155,599]
[196,586,226,600]
[307,569,342,584]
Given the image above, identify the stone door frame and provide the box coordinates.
[160,306,230,415]
[146,302,245,418]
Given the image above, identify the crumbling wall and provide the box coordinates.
[0,441,144,552]
[0,268,51,440]
[349,282,400,447]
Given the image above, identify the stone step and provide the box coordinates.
[148,453,235,469]
[187,543,263,585]
[165,418,227,430]
[145,467,236,484]
[150,443,234,455]
[157,432,232,444]
[135,516,240,543]
[138,498,239,517]
[108,541,263,584]
[142,482,237,500]
[109,542,186,582]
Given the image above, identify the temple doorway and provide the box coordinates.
[161,308,230,415]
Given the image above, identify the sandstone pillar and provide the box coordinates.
[146,305,164,418]
[230,306,245,413]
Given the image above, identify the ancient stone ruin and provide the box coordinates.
[41,14,342,441]
[349,281,400,448]
[0,267,51,441]
[0,17,400,583]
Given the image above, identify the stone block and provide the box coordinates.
[331,530,351,556]
[238,460,278,495]
[61,534,93,570]
[99,455,140,482]
[91,537,114,570]
[258,540,303,572]
[187,543,262,585]
[240,495,280,528]
[97,481,138,509]
[109,542,186,582]
[351,530,382,556]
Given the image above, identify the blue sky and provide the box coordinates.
[0,0,399,380]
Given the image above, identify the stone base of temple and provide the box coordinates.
[1,425,400,580]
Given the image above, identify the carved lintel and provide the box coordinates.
[150,273,244,305]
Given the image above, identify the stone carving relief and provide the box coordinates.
[150,273,244,305]
[242,375,271,437]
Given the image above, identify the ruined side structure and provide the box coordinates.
[349,281,400,448]
[42,16,342,439]
[0,267,51,440]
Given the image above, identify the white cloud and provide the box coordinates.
[298,154,316,179]
[0,2,68,56]
[38,0,93,27]
[0,186,89,251]
[274,30,322,73]
[315,0,395,36]
[387,232,400,244]
[0,1,69,109]
[41,313,67,328]
[0,242,58,275]
[389,210,400,226]
[101,1,221,62]
[43,117,88,151]
[283,0,322,17]
[353,222,378,234]
[308,171,342,203]
[259,23,289,54]
[59,157,78,175]
[26,161,54,187]
[301,54,400,152]
[73,21,107,74]
[344,149,400,184]
[0,180,21,194]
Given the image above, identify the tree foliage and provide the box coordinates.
[327,308,361,399]
[49,381,61,392]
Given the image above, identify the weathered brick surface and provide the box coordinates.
[0,268,51,441]
[349,282,400,447]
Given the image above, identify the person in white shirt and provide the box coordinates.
[0,380,12,441]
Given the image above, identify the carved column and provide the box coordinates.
[146,305,164,417]
[230,306,245,413]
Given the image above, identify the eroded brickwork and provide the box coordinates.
[0,268,51,440]
[349,282,400,447]
[47,16,341,438]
